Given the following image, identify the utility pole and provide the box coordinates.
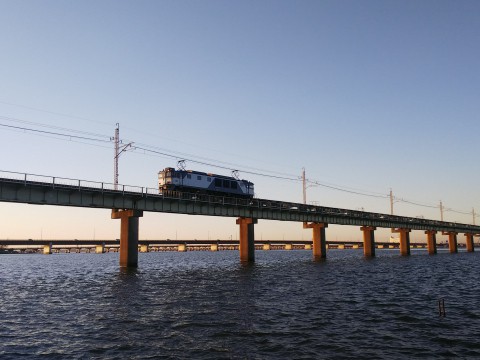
[302,167,306,204]
[389,189,394,215]
[113,123,133,190]
[114,124,120,190]
[440,201,444,222]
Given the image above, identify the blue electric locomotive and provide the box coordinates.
[158,167,254,198]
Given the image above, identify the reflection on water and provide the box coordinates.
[1,250,480,359]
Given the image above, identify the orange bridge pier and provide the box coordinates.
[111,209,143,268]
[107,215,477,267]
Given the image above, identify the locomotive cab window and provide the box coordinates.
[215,179,222,187]
[223,180,230,188]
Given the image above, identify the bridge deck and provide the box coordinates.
[0,173,479,233]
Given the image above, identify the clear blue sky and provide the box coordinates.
[0,0,479,242]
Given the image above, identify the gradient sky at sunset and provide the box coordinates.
[0,0,479,242]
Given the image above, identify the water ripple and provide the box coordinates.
[1,250,480,358]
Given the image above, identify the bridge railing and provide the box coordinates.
[145,187,160,195]
[0,170,29,182]
[52,177,79,187]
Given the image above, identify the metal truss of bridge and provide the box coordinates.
[0,170,478,267]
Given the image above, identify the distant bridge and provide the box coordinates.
[0,239,457,254]
[0,170,478,267]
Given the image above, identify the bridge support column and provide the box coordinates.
[392,228,411,256]
[361,226,376,257]
[210,243,219,252]
[303,222,327,260]
[464,233,475,252]
[178,243,187,252]
[425,231,437,255]
[140,245,149,253]
[43,243,52,255]
[285,243,292,250]
[263,243,271,250]
[442,231,458,253]
[236,217,257,262]
[95,242,105,254]
[111,209,143,268]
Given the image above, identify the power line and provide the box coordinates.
[0,123,111,143]
[0,118,477,218]
[132,145,300,181]
[394,198,439,209]
[306,179,389,199]
[0,115,110,139]
[0,99,293,172]
[0,100,110,126]
[131,141,301,179]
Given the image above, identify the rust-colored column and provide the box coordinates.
[425,230,437,255]
[392,228,411,256]
[303,222,327,260]
[442,231,458,253]
[464,233,474,252]
[112,209,144,267]
[236,217,257,262]
[360,226,376,257]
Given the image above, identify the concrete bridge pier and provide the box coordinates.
[95,242,106,254]
[43,243,52,255]
[464,233,474,252]
[392,228,411,256]
[140,245,149,253]
[361,226,376,257]
[425,231,437,255]
[303,222,327,260]
[236,217,257,262]
[178,243,187,252]
[442,231,458,253]
[112,209,143,268]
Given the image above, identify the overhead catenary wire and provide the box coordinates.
[0,100,111,126]
[132,145,300,181]
[0,118,477,218]
[0,115,110,139]
[130,141,301,179]
[0,123,112,143]
[306,179,389,199]
[394,198,439,209]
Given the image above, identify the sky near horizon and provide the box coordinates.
[0,0,479,242]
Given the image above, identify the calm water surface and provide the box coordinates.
[1,249,480,359]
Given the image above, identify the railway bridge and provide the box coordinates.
[0,170,478,267]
